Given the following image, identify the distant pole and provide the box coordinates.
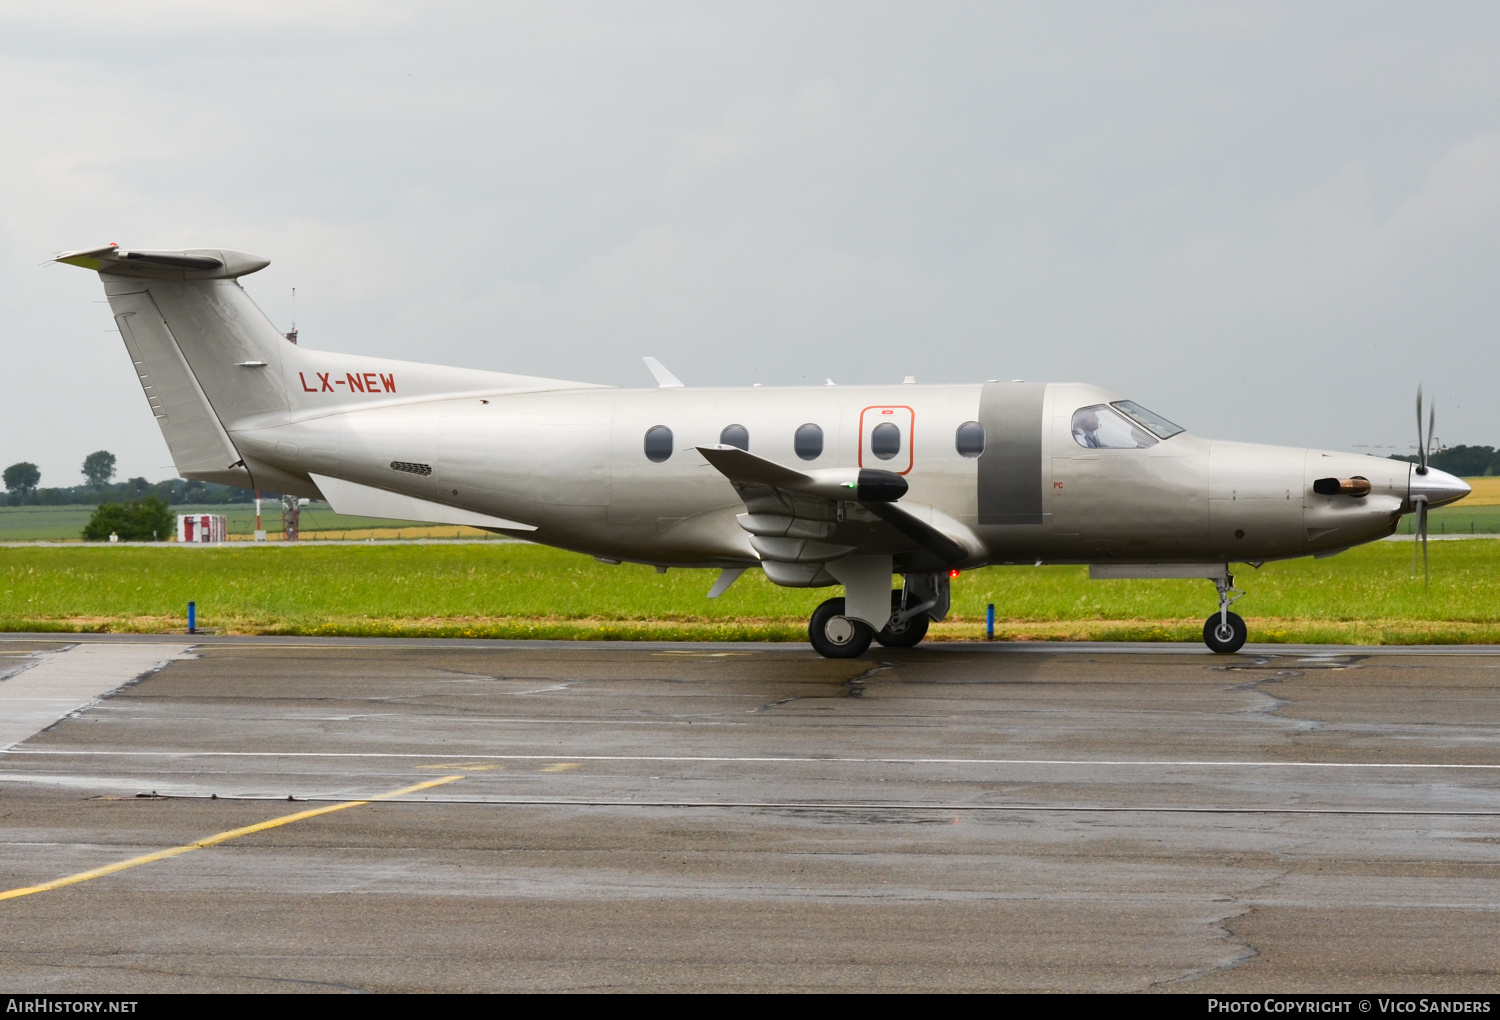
[986,603,995,641]
[284,287,299,344]
[282,493,300,542]
[187,601,197,635]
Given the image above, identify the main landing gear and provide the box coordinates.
[808,585,937,659]
[876,589,931,648]
[1203,574,1247,654]
[809,597,872,659]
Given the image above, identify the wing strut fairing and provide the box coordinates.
[706,567,746,599]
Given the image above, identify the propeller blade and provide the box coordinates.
[1415,384,1427,474]
[1421,500,1430,587]
[1412,498,1420,576]
[1411,386,1433,584]
[1410,498,1430,584]
[1428,402,1436,468]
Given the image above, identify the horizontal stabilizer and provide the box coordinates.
[55,244,270,279]
[309,473,537,532]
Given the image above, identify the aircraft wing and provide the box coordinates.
[695,445,977,570]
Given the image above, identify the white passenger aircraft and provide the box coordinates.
[57,245,1470,657]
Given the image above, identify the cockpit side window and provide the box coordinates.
[1112,400,1184,440]
[1071,405,1157,450]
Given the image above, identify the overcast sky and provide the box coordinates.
[2,2,1498,486]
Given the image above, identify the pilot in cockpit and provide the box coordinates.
[1071,404,1160,450]
[1071,408,1103,448]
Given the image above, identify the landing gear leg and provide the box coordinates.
[1202,574,1247,654]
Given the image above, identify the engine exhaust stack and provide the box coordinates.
[1313,476,1371,497]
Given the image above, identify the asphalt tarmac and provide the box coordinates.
[1,635,1499,993]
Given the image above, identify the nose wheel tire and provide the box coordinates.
[1203,611,1248,654]
[875,590,930,648]
[809,597,874,658]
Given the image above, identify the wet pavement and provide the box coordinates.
[1,636,1498,992]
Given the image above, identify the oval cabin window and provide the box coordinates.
[870,422,901,460]
[643,425,674,463]
[794,423,824,461]
[955,421,985,458]
[720,424,749,451]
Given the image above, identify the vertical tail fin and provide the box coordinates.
[58,246,290,489]
[57,244,604,496]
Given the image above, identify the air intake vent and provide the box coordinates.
[390,461,432,476]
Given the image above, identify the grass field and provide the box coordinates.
[2,537,1497,643]
[7,476,1497,542]
[1395,503,1500,535]
[0,503,500,542]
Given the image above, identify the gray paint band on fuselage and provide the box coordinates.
[977,381,1046,526]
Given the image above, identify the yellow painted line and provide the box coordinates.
[0,775,464,903]
[541,762,581,773]
[416,762,499,771]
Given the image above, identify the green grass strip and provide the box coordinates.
[2,539,1499,643]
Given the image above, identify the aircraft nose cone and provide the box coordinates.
[1410,466,1471,509]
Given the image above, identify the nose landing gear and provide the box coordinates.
[1203,574,1247,653]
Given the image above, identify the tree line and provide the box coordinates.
[1388,445,1500,477]
[3,450,270,507]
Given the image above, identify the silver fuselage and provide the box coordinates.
[232,379,1428,571]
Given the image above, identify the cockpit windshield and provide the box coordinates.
[1071,405,1157,449]
[1112,401,1185,440]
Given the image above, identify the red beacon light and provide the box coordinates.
[948,568,961,579]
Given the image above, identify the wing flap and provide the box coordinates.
[863,501,969,565]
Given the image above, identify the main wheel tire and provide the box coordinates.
[1203,611,1248,653]
[809,597,874,659]
[876,590,930,648]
